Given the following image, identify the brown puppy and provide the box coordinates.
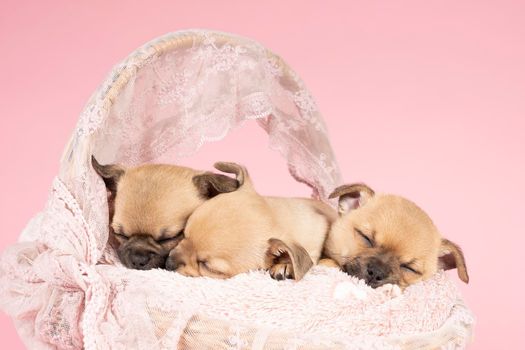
[322,183,469,289]
[165,162,337,281]
[92,157,238,270]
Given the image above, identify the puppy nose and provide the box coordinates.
[366,258,388,283]
[129,251,152,269]
[165,255,185,271]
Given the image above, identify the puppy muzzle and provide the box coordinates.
[343,257,392,288]
[118,247,166,270]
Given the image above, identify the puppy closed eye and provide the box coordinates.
[355,228,373,247]
[114,232,129,241]
[198,260,225,276]
[400,263,421,275]
[112,225,128,240]
[157,231,184,244]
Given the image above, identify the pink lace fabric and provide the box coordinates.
[0,30,474,349]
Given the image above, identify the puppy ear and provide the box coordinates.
[213,162,251,187]
[328,183,375,216]
[192,172,239,199]
[438,238,469,283]
[265,238,313,281]
[91,156,125,196]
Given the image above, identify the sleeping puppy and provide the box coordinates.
[92,156,238,270]
[321,183,469,289]
[165,162,337,281]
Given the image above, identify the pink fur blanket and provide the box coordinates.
[0,234,474,349]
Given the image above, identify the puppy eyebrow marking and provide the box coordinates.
[159,228,171,239]
[158,216,189,239]
[407,258,418,266]
[159,227,184,240]
[113,224,126,235]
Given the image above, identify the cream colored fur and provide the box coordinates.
[169,162,337,280]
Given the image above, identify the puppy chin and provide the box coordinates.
[173,267,200,277]
[165,260,200,277]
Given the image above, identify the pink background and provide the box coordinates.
[1,1,524,348]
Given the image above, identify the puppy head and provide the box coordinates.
[92,156,238,270]
[165,162,313,280]
[324,184,469,289]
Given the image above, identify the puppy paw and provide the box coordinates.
[266,238,296,280]
[269,263,294,280]
[265,238,313,281]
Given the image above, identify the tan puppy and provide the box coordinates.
[322,183,469,289]
[92,157,238,270]
[165,162,337,281]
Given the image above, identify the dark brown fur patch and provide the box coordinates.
[213,162,248,186]
[91,156,125,195]
[439,239,469,283]
[192,172,239,199]
[328,183,375,200]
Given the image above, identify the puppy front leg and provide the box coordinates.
[318,258,341,269]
